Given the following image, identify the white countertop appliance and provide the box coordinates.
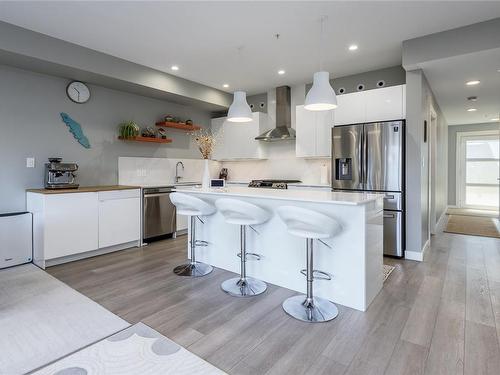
[44,157,79,189]
[0,212,33,269]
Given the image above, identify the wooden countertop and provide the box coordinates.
[26,185,140,194]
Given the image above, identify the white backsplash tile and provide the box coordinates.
[118,157,221,186]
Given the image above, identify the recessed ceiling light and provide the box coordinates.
[466,80,480,86]
[467,108,477,112]
[491,117,499,121]
[223,84,229,88]
[171,65,179,71]
[278,70,286,75]
[348,44,358,51]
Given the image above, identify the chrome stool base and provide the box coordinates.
[173,262,213,277]
[282,295,339,323]
[221,277,267,297]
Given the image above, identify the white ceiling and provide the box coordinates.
[422,48,500,125]
[1,1,500,96]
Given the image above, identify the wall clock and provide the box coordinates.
[66,81,91,104]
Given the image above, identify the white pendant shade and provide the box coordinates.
[304,71,338,111]
[227,91,252,122]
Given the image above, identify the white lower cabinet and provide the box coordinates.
[28,188,141,268]
[98,190,141,248]
[43,192,99,260]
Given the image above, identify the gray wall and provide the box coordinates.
[405,69,448,254]
[447,122,500,206]
[0,64,211,213]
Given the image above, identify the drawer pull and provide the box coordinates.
[384,195,395,200]
[384,213,395,219]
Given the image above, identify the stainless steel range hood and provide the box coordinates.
[255,86,296,141]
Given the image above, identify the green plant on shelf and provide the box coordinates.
[119,121,140,138]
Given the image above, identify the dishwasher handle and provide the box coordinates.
[144,192,172,198]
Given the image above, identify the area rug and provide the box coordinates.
[32,322,226,375]
[446,207,499,218]
[445,214,500,238]
[0,264,129,375]
[383,264,395,282]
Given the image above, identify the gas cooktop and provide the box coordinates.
[248,179,301,189]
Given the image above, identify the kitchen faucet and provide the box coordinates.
[175,161,185,183]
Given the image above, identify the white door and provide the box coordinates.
[457,131,500,210]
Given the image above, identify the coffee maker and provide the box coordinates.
[44,158,79,189]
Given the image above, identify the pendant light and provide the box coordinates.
[227,47,252,122]
[304,16,337,111]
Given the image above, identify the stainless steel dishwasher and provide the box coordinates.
[143,186,176,242]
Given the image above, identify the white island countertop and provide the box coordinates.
[174,186,383,206]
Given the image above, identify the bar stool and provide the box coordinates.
[170,192,215,277]
[276,206,341,323]
[215,198,270,297]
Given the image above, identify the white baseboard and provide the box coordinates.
[404,239,429,262]
[436,208,449,232]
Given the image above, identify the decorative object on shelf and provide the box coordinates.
[191,129,217,189]
[185,119,193,125]
[60,112,91,149]
[304,16,338,111]
[157,128,168,139]
[119,120,140,139]
[141,126,156,138]
[164,114,175,122]
[219,168,228,180]
[66,81,91,104]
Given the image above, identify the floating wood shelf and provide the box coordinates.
[118,136,172,144]
[155,121,201,131]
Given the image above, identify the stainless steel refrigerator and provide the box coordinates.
[331,120,405,257]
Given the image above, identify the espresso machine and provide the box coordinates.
[44,158,79,189]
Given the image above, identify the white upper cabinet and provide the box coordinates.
[211,112,268,160]
[296,105,334,158]
[334,84,406,126]
[334,92,367,126]
[364,85,405,122]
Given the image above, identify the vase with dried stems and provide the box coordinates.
[191,129,217,190]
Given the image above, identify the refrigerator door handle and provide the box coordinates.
[360,126,365,187]
[362,125,368,188]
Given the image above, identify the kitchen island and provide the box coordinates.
[174,186,384,311]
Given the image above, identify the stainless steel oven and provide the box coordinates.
[143,186,176,242]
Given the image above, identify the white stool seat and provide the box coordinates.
[170,192,216,217]
[215,198,270,297]
[276,205,341,323]
[276,206,341,239]
[169,192,215,277]
[215,198,270,226]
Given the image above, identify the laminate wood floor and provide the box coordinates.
[48,230,500,375]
